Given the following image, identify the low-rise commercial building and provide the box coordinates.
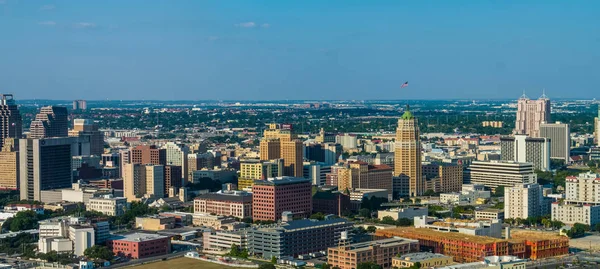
[327,237,419,269]
[86,195,128,216]
[192,213,245,230]
[135,215,175,231]
[392,253,453,268]
[194,191,252,219]
[106,233,171,259]
[248,214,352,259]
[414,216,503,238]
[475,209,505,221]
[203,229,248,253]
[378,207,428,221]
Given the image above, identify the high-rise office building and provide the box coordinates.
[19,137,75,201]
[0,138,18,190]
[123,163,165,201]
[73,100,87,111]
[162,142,188,184]
[466,161,537,190]
[394,107,423,196]
[505,183,544,219]
[164,165,182,196]
[29,106,69,139]
[500,135,551,171]
[337,161,393,196]
[304,142,341,165]
[514,94,551,137]
[145,165,164,198]
[540,122,571,162]
[69,119,104,156]
[0,94,23,149]
[259,124,303,177]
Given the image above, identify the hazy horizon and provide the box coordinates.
[2,1,599,100]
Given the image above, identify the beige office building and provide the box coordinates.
[505,183,544,219]
[394,108,423,196]
[0,138,18,190]
[86,195,128,216]
[337,161,393,196]
[259,124,303,177]
[514,94,551,137]
[69,119,104,156]
[123,163,164,201]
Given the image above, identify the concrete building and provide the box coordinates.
[123,163,165,201]
[238,158,283,190]
[193,191,253,219]
[552,172,600,226]
[203,229,248,253]
[595,106,600,146]
[312,190,351,217]
[252,177,312,221]
[540,122,571,162]
[414,216,503,238]
[394,107,424,197]
[69,225,95,256]
[72,100,87,111]
[106,233,171,259]
[162,142,188,184]
[303,162,332,186]
[19,137,75,201]
[378,207,428,221]
[129,145,166,165]
[69,119,104,156]
[514,94,551,138]
[466,161,537,190]
[304,142,341,165]
[0,94,22,150]
[86,195,128,216]
[248,215,353,259]
[392,253,453,269]
[327,237,419,269]
[259,124,303,177]
[38,237,73,254]
[29,106,68,139]
[0,138,18,190]
[163,165,182,196]
[192,213,240,230]
[335,133,358,149]
[475,209,505,221]
[500,135,551,171]
[422,162,463,193]
[505,183,545,220]
[191,168,236,183]
[337,161,393,197]
[439,185,491,205]
[187,152,214,182]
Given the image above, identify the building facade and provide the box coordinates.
[194,191,253,219]
[394,108,423,197]
[540,122,571,162]
[337,161,393,196]
[252,177,312,221]
[466,161,537,190]
[69,119,104,156]
[552,172,600,226]
[328,237,419,269]
[86,195,128,216]
[500,135,551,171]
[514,95,551,138]
[0,94,22,149]
[29,106,69,139]
[505,183,545,219]
[422,162,463,193]
[106,233,171,259]
[238,159,284,190]
[0,138,18,189]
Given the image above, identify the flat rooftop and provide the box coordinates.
[110,232,167,242]
[254,176,310,186]
[509,230,567,242]
[376,227,504,244]
[339,237,418,252]
[394,252,451,262]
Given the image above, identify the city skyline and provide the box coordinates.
[1,1,599,100]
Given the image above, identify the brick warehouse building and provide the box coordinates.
[376,227,567,262]
[252,177,312,221]
[107,233,170,259]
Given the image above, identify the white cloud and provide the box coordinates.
[38,21,57,26]
[261,23,270,28]
[40,4,55,10]
[73,22,96,29]
[235,22,256,28]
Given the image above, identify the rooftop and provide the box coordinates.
[195,192,253,203]
[254,176,310,186]
[337,237,418,252]
[376,227,504,244]
[509,230,567,242]
[394,252,451,262]
[110,232,168,242]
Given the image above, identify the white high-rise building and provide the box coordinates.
[500,135,551,171]
[552,172,600,226]
[540,122,571,162]
[69,226,95,256]
[505,183,544,219]
[336,134,358,149]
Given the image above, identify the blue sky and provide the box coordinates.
[1,0,599,100]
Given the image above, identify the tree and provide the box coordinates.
[359,208,371,219]
[423,190,437,197]
[380,216,396,225]
[396,218,413,227]
[322,264,332,269]
[357,262,383,269]
[310,212,325,221]
[271,256,278,264]
[366,226,377,233]
[408,262,422,269]
[229,244,240,257]
[493,186,504,197]
[84,245,114,261]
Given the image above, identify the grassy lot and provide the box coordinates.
[133,257,227,269]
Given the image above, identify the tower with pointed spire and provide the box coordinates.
[394,105,423,197]
[514,91,551,137]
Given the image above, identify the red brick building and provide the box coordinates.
[131,145,166,165]
[107,233,171,259]
[252,177,312,221]
[312,190,351,216]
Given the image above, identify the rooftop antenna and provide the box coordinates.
[540,88,548,99]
